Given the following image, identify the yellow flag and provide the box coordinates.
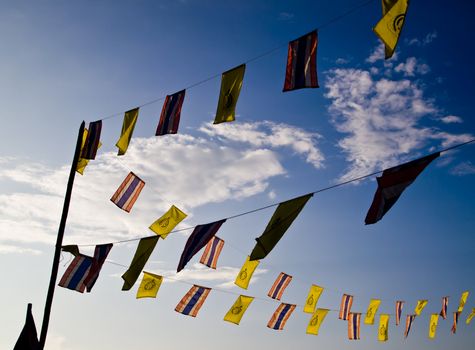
[306,308,329,335]
[414,300,428,316]
[303,285,324,313]
[364,299,381,325]
[223,295,254,325]
[373,0,409,59]
[149,205,187,239]
[234,256,259,290]
[116,107,139,155]
[378,314,389,341]
[77,129,102,175]
[136,272,163,299]
[214,64,245,124]
[429,313,439,339]
[466,308,475,325]
[457,291,469,312]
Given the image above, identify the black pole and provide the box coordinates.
[39,121,85,349]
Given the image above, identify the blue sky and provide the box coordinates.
[1,1,474,349]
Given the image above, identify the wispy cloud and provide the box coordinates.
[451,161,475,176]
[277,12,294,21]
[406,31,438,46]
[394,57,430,77]
[440,115,463,124]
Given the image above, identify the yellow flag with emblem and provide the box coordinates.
[429,313,439,339]
[214,64,245,124]
[378,314,389,341]
[77,129,102,175]
[303,285,324,313]
[373,0,409,59]
[149,205,187,239]
[234,256,259,289]
[116,107,139,155]
[364,299,381,325]
[306,308,329,335]
[457,291,469,312]
[414,299,428,316]
[223,295,254,325]
[466,308,475,324]
[136,272,163,299]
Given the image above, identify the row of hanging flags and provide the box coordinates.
[76,0,410,176]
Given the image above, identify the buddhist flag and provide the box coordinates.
[149,205,187,239]
[199,236,225,269]
[339,294,354,320]
[404,314,416,338]
[177,219,226,272]
[457,291,469,312]
[365,153,439,224]
[440,296,449,319]
[136,272,163,299]
[77,128,102,175]
[213,64,245,124]
[121,236,159,291]
[175,285,211,317]
[364,299,381,325]
[467,308,475,325]
[234,256,260,290]
[451,312,461,334]
[58,254,92,293]
[429,313,439,339]
[306,308,329,336]
[267,303,296,330]
[110,172,145,213]
[81,120,102,160]
[378,314,390,341]
[249,193,313,261]
[348,312,361,340]
[395,300,404,325]
[156,90,186,135]
[373,0,409,59]
[414,300,428,316]
[13,304,39,350]
[304,284,324,313]
[223,295,254,325]
[83,243,113,292]
[283,30,319,92]
[116,107,139,155]
[268,272,292,300]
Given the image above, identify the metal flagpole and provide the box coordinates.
[39,121,85,349]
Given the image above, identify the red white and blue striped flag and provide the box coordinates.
[451,312,461,334]
[283,30,319,92]
[84,243,113,292]
[156,89,186,136]
[175,285,211,317]
[347,312,361,340]
[339,294,354,320]
[404,314,416,338]
[110,172,145,213]
[396,300,404,325]
[199,236,224,269]
[267,303,296,330]
[81,120,102,160]
[267,272,292,300]
[440,296,449,319]
[58,255,93,293]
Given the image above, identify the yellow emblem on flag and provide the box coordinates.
[306,308,329,335]
[234,256,259,290]
[136,272,163,299]
[223,295,254,325]
[378,314,389,341]
[414,299,428,316]
[466,308,475,325]
[303,284,324,313]
[77,129,102,175]
[429,313,439,339]
[149,205,187,239]
[214,64,245,124]
[457,291,469,312]
[116,107,139,156]
[364,299,381,325]
[373,0,409,59]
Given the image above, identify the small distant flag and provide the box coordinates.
[267,272,292,300]
[223,295,254,325]
[13,304,39,350]
[414,300,428,316]
[136,272,163,299]
[466,308,475,325]
[234,256,260,290]
[365,153,440,224]
[214,64,245,124]
[457,291,469,312]
[440,296,449,319]
[58,255,93,293]
[429,313,439,339]
[175,285,211,317]
[364,299,381,325]
[378,314,390,342]
[267,303,296,330]
[404,314,416,338]
[116,107,139,156]
[303,284,324,313]
[149,205,187,239]
[306,308,329,336]
[395,300,404,325]
[339,294,354,320]
[177,219,226,272]
[83,243,113,292]
[451,312,461,334]
[348,312,362,340]
[156,90,186,135]
[110,172,145,213]
[199,236,225,269]
[81,120,102,160]
[283,30,319,91]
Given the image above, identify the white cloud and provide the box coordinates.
[366,44,398,64]
[407,31,438,46]
[277,12,294,21]
[440,115,463,124]
[394,57,430,77]
[451,161,475,176]
[336,58,350,65]
[0,244,42,255]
